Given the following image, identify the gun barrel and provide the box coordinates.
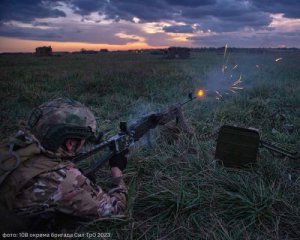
[180,96,197,106]
[71,139,112,163]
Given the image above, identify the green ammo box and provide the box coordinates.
[215,125,260,168]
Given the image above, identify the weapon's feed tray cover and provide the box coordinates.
[215,125,260,168]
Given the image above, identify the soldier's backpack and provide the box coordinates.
[0,139,41,186]
[0,135,60,210]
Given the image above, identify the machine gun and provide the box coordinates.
[71,93,195,177]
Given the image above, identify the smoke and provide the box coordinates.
[195,47,248,99]
[128,101,161,149]
[202,62,243,98]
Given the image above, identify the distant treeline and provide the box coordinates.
[0,47,299,55]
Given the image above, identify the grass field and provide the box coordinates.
[0,50,299,239]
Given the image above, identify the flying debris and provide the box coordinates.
[275,57,283,62]
[232,75,242,86]
[224,43,228,59]
[215,91,223,98]
[232,64,238,70]
[230,74,243,93]
[222,65,228,74]
[203,44,244,101]
[231,86,244,90]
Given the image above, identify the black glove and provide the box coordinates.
[109,149,129,171]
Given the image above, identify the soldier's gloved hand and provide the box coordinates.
[109,149,129,171]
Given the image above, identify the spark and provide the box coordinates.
[215,91,223,98]
[232,74,242,86]
[224,43,228,59]
[232,64,238,70]
[231,86,244,90]
[222,65,227,73]
[275,57,283,62]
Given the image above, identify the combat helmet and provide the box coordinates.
[27,98,97,152]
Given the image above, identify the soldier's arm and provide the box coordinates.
[50,166,127,218]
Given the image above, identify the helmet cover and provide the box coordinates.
[28,98,96,151]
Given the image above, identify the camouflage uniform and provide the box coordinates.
[13,159,127,218]
[0,98,127,223]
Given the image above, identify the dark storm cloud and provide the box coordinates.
[0,0,299,47]
[98,1,171,22]
[189,31,300,48]
[66,0,214,23]
[63,0,167,22]
[69,0,273,32]
[0,0,66,23]
[164,0,215,7]
[193,12,272,32]
[69,0,105,15]
[1,0,299,31]
[163,25,195,33]
[32,22,50,27]
[251,0,300,18]
[0,25,62,40]
[0,22,141,45]
[1,0,300,26]
[180,1,273,32]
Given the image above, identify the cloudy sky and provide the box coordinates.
[0,0,299,52]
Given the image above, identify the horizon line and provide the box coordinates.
[1,46,299,54]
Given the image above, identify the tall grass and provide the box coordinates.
[0,51,299,239]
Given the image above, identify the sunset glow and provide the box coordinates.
[0,1,299,52]
[0,37,167,52]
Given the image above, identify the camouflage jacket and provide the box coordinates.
[12,159,128,218]
[0,128,127,219]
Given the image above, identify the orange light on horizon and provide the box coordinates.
[0,37,167,53]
